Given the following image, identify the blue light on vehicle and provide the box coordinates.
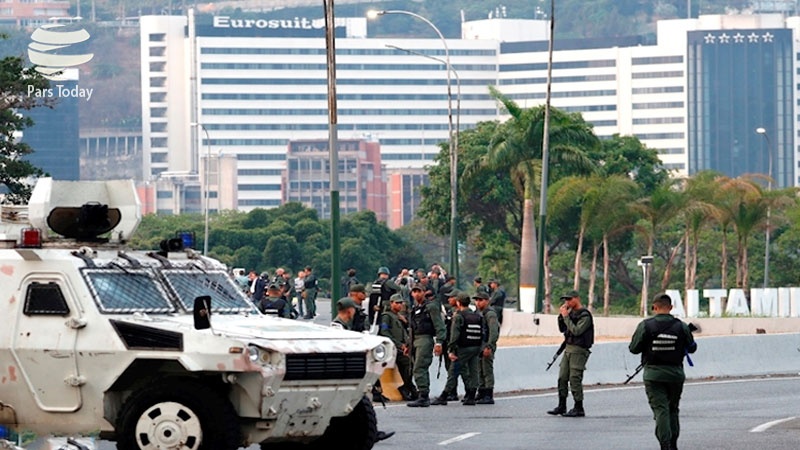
[177,231,195,249]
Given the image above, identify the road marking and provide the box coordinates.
[750,416,797,433]
[438,432,481,446]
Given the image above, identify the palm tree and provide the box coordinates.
[554,175,639,314]
[680,171,721,291]
[716,176,774,292]
[630,180,683,315]
[486,86,598,308]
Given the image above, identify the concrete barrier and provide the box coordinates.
[499,309,800,337]
[425,332,800,395]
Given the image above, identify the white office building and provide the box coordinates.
[140,12,800,213]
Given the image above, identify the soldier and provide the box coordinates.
[331,297,357,329]
[473,276,490,296]
[474,292,500,404]
[379,294,416,401]
[547,290,594,418]
[369,266,400,325]
[431,290,466,405]
[437,275,456,306]
[447,294,484,406]
[347,284,369,333]
[302,266,318,319]
[406,284,447,407]
[488,279,507,324]
[260,284,290,318]
[629,293,697,450]
[341,268,360,298]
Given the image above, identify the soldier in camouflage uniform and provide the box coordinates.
[474,292,500,404]
[379,294,416,401]
[406,284,447,407]
[447,294,484,406]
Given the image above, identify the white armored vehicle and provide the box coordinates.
[0,179,395,450]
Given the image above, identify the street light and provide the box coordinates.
[368,9,459,284]
[755,127,773,288]
[190,122,210,255]
[638,255,654,317]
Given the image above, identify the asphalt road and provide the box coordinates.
[365,376,800,450]
[90,375,799,450]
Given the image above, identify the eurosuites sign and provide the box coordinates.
[197,15,348,37]
[665,288,800,318]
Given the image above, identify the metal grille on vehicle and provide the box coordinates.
[284,353,366,381]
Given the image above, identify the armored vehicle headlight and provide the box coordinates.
[248,345,260,363]
[372,344,388,362]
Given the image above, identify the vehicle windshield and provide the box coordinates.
[83,266,256,314]
[161,269,255,313]
[84,268,174,313]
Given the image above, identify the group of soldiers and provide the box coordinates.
[331,266,507,407]
[243,267,319,319]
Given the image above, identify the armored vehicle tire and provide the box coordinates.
[116,379,241,450]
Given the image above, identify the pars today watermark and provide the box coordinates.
[27,84,94,101]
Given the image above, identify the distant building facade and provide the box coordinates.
[387,170,427,229]
[283,139,387,221]
[0,0,69,28]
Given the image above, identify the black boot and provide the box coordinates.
[463,389,477,406]
[476,388,494,405]
[430,390,448,406]
[446,390,459,401]
[398,385,415,401]
[670,437,678,450]
[562,400,585,417]
[407,391,430,407]
[547,396,567,415]
[660,441,671,450]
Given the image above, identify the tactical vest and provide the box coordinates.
[352,308,368,333]
[262,297,285,317]
[457,310,485,347]
[410,301,435,336]
[565,308,594,349]
[644,318,686,366]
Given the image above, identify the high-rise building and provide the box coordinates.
[139,12,800,222]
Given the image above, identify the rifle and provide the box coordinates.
[624,363,644,384]
[437,352,443,378]
[546,341,567,371]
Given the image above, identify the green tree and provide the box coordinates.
[485,86,597,305]
[1,36,51,203]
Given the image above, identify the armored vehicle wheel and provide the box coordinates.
[116,379,241,450]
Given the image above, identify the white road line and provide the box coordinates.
[438,432,481,446]
[749,416,797,433]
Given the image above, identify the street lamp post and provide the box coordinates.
[755,127,773,288]
[368,9,459,284]
[191,122,211,255]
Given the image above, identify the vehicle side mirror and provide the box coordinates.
[194,295,211,330]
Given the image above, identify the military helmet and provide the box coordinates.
[377,266,390,275]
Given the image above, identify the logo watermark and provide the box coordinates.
[27,18,94,101]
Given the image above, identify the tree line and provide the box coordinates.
[129,204,426,294]
[419,88,800,316]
